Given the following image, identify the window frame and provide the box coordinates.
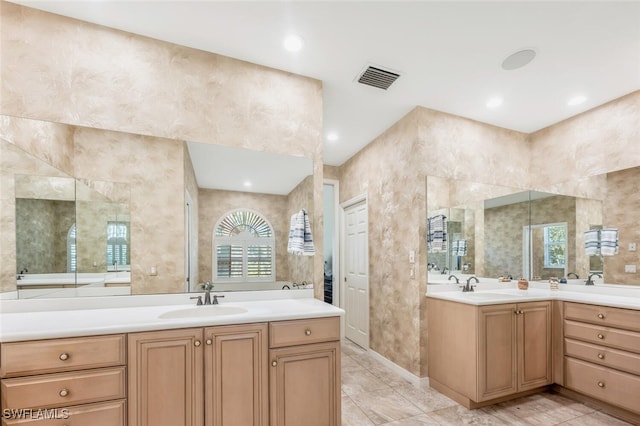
[212,209,276,283]
[543,222,567,269]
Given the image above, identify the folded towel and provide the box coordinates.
[600,228,619,256]
[455,239,467,256]
[302,209,315,256]
[584,229,600,256]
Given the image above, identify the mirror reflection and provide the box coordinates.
[424,173,632,285]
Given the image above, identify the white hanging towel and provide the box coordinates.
[600,228,619,256]
[302,209,315,256]
[584,229,600,256]
[287,209,315,256]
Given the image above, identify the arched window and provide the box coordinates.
[107,222,130,269]
[213,209,275,282]
[67,224,76,272]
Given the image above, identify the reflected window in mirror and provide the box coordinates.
[67,224,76,272]
[543,224,567,269]
[213,209,275,283]
[107,222,130,270]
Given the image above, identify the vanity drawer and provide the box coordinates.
[1,367,126,410]
[1,399,126,426]
[564,302,640,332]
[270,317,340,348]
[564,320,640,354]
[565,357,640,414]
[0,334,126,378]
[565,338,640,376]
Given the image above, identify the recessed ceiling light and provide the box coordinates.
[243,181,252,187]
[501,48,537,71]
[283,34,304,52]
[486,97,503,109]
[326,132,339,142]
[568,95,587,106]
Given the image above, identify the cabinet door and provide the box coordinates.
[517,301,552,390]
[205,323,268,426]
[478,304,517,401]
[269,341,340,426]
[128,328,204,426]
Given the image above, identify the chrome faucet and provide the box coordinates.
[585,273,602,286]
[461,276,479,292]
[448,274,459,284]
[203,282,214,305]
[567,272,579,279]
[441,267,449,275]
[212,294,225,305]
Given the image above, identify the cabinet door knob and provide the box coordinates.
[194,340,201,347]
[59,353,69,361]
[206,339,212,345]
[59,388,69,397]
[305,329,312,336]
[597,353,605,360]
[597,381,605,388]
[597,313,605,319]
[597,334,604,340]
[272,360,277,367]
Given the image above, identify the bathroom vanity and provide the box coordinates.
[426,285,640,424]
[0,293,343,426]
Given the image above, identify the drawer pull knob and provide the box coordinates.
[305,329,312,336]
[194,340,201,347]
[59,388,69,397]
[59,353,69,361]
[597,381,605,388]
[272,360,277,367]
[206,339,212,345]
[597,353,605,360]
[597,313,605,319]
[597,334,604,340]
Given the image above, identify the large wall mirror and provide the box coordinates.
[426,166,639,286]
[1,115,314,299]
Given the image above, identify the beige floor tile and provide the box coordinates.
[558,410,633,426]
[350,388,424,425]
[342,340,368,356]
[342,394,376,426]
[343,353,367,372]
[392,383,458,413]
[382,414,442,425]
[366,363,412,388]
[342,368,391,396]
[428,404,511,425]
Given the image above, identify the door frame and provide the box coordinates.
[323,179,340,307]
[340,193,369,349]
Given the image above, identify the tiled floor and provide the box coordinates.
[341,340,632,425]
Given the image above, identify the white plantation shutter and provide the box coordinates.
[213,210,275,282]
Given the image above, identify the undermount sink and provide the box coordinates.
[159,305,248,319]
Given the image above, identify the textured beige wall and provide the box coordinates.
[604,167,640,285]
[73,127,185,294]
[1,1,324,293]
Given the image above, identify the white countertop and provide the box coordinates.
[426,283,640,310]
[0,291,344,342]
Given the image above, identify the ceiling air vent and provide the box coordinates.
[356,65,401,90]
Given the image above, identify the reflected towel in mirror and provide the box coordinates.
[287,209,315,256]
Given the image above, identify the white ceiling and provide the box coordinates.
[11,1,640,166]
[186,142,312,195]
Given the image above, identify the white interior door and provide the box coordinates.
[343,197,369,348]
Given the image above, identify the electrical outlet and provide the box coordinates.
[624,265,637,273]
[629,243,637,252]
[409,250,415,264]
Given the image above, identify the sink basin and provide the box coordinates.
[159,305,248,319]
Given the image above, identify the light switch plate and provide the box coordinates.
[409,250,415,264]
[624,265,637,273]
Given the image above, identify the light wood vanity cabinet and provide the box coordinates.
[563,302,640,416]
[0,334,127,426]
[269,317,341,426]
[128,324,268,426]
[427,298,551,408]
